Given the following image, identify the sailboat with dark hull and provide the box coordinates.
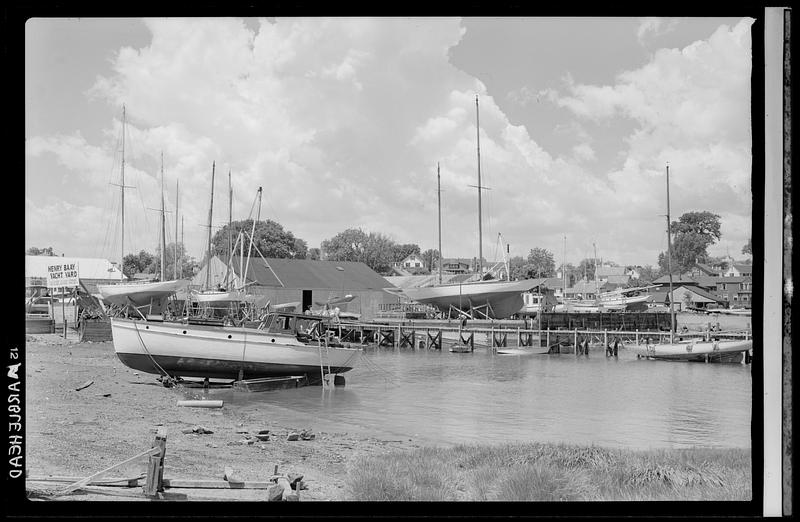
[384,96,542,320]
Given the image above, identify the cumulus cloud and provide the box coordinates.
[548,18,754,262]
[636,17,680,45]
[26,17,754,267]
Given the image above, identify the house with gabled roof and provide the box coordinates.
[649,284,725,311]
[652,274,717,292]
[724,263,753,278]
[714,276,753,308]
[684,263,723,278]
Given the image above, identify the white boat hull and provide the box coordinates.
[496,345,551,355]
[623,338,752,362]
[110,318,360,380]
[98,280,188,307]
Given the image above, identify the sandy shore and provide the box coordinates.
[23,333,424,501]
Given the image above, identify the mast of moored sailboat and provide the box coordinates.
[160,152,166,282]
[174,178,179,280]
[226,169,233,289]
[665,163,676,342]
[205,161,216,290]
[120,106,126,280]
[562,236,567,299]
[475,95,483,278]
[437,162,442,285]
[243,187,263,286]
[593,242,599,299]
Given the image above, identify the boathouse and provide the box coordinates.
[192,255,397,321]
[649,284,725,311]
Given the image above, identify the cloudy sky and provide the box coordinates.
[25,16,754,269]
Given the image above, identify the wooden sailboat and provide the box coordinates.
[97,111,187,314]
[109,166,360,381]
[189,171,266,320]
[623,164,752,361]
[386,95,542,319]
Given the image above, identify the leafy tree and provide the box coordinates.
[706,256,730,272]
[421,248,440,272]
[122,250,157,278]
[321,228,369,262]
[153,242,197,279]
[307,247,322,261]
[636,265,662,284]
[509,249,555,280]
[321,228,397,274]
[526,248,556,277]
[576,258,598,281]
[27,246,56,256]
[742,237,752,256]
[210,219,307,260]
[391,243,421,263]
[658,211,722,274]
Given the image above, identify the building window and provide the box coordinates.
[733,295,738,301]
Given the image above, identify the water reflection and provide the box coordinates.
[212,347,751,449]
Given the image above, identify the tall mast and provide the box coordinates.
[437,162,442,285]
[226,169,233,287]
[593,242,598,298]
[475,95,483,278]
[243,187,263,285]
[666,163,675,342]
[562,235,567,297]
[181,214,184,276]
[174,178,179,280]
[160,152,166,282]
[205,161,216,290]
[120,106,126,280]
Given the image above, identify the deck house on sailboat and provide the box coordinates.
[192,255,397,321]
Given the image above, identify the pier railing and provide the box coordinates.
[321,320,752,351]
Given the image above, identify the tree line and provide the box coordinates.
[26,209,752,281]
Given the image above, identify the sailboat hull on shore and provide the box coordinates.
[110,318,360,380]
[386,278,544,319]
[98,279,188,308]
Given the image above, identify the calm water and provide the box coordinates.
[207,346,752,450]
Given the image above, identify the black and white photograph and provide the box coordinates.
[12,7,790,516]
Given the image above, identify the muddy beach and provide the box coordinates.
[23,333,424,501]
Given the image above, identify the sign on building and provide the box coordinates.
[46,262,79,289]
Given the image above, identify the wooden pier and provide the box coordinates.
[320,314,751,356]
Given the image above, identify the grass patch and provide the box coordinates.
[344,443,750,501]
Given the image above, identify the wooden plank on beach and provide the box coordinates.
[163,478,273,489]
[27,474,145,487]
[232,375,307,393]
[56,447,161,495]
[176,400,223,408]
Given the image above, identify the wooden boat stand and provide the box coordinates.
[30,429,302,500]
